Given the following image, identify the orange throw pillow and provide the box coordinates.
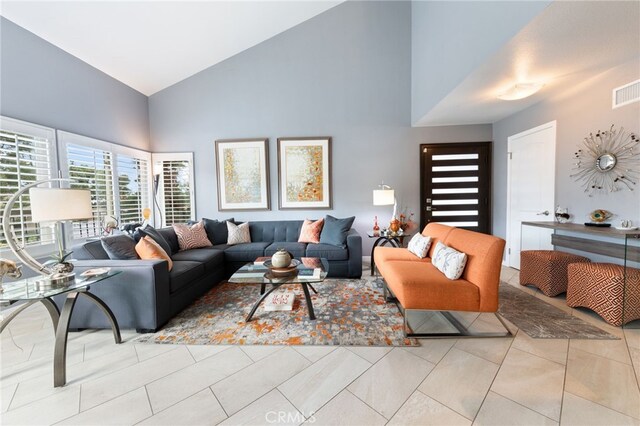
[298,218,324,244]
[135,236,173,271]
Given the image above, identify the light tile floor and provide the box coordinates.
[1,266,640,425]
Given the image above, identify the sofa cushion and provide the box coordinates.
[169,261,206,293]
[374,246,431,264]
[319,215,355,248]
[73,240,110,260]
[431,241,467,280]
[249,220,304,243]
[224,242,271,262]
[157,227,180,254]
[100,235,139,260]
[173,221,213,250]
[378,260,480,311]
[227,222,251,245]
[203,217,234,245]
[265,242,307,258]
[137,225,173,257]
[171,248,225,273]
[306,243,349,261]
[135,236,173,271]
[298,219,324,244]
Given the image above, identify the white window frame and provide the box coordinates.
[57,130,153,243]
[0,116,59,259]
[152,152,196,226]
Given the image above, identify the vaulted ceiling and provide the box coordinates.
[0,1,342,95]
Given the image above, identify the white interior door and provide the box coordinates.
[507,121,556,269]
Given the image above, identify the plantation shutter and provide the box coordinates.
[117,154,151,225]
[152,153,195,226]
[66,143,115,239]
[0,119,56,249]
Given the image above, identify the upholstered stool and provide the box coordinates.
[520,250,591,296]
[567,263,640,326]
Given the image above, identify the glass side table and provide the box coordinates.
[367,232,412,276]
[0,271,122,387]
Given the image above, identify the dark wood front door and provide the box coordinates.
[420,142,492,234]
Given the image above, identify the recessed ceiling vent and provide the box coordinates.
[612,79,640,109]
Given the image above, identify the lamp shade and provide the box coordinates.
[373,189,395,206]
[29,188,93,222]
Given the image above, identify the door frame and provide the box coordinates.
[420,141,492,233]
[505,120,557,267]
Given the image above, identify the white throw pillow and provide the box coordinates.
[431,241,468,280]
[407,234,432,258]
[227,221,251,245]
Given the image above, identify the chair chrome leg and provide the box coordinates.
[402,308,513,339]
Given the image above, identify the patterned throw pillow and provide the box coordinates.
[227,221,251,245]
[431,241,467,280]
[407,234,432,258]
[135,236,173,271]
[298,219,324,244]
[172,221,213,251]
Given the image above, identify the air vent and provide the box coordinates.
[612,79,640,109]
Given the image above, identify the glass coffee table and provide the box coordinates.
[229,257,328,321]
[0,271,121,387]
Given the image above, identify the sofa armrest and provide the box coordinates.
[61,259,172,331]
[346,229,363,278]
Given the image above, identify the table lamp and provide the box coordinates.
[373,183,397,219]
[1,178,92,290]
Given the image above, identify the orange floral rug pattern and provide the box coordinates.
[134,279,417,346]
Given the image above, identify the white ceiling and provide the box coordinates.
[416,1,640,126]
[0,1,342,96]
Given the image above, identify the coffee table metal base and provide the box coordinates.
[247,282,318,322]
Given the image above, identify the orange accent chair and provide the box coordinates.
[375,223,510,338]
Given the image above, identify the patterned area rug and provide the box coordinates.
[498,284,617,340]
[134,278,417,346]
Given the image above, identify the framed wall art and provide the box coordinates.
[215,138,270,211]
[277,137,332,209]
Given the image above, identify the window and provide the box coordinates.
[0,116,57,252]
[152,153,195,226]
[58,131,152,241]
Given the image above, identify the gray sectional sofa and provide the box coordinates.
[59,220,362,332]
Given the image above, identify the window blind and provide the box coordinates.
[117,154,151,225]
[0,129,55,248]
[66,143,115,239]
[161,159,193,224]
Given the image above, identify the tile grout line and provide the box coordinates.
[209,386,229,420]
[563,389,640,421]
[293,345,337,364]
[470,329,518,424]
[620,331,640,394]
[490,388,561,424]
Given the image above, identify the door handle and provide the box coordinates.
[536,210,550,216]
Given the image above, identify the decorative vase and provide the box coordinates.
[373,216,380,236]
[271,249,292,268]
[555,206,571,223]
[389,218,400,233]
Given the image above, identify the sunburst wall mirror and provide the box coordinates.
[571,125,640,194]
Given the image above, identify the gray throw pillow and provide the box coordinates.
[100,235,139,260]
[202,217,234,245]
[319,215,355,248]
[137,224,173,256]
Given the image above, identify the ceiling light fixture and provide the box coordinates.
[497,82,544,101]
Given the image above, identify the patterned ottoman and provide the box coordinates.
[567,262,640,326]
[520,250,591,296]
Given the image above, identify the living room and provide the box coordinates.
[1,1,639,425]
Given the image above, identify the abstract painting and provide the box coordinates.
[215,138,270,211]
[278,137,331,209]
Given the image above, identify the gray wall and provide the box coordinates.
[411,1,550,126]
[0,17,150,151]
[149,1,492,254]
[493,57,640,240]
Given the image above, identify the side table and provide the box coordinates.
[368,232,411,276]
[0,271,122,387]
